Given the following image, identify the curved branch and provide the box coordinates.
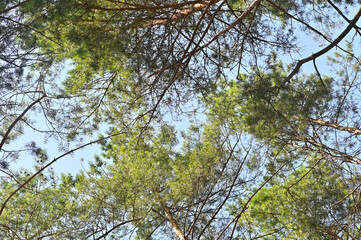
[278,6,361,87]
[0,223,22,239]
[326,0,361,36]
[94,218,141,240]
[0,93,46,152]
[248,6,361,93]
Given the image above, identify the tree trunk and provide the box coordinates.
[161,202,187,240]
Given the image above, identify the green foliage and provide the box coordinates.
[0,170,81,239]
[2,0,361,239]
[97,122,229,214]
[0,120,237,239]
[231,160,361,239]
[205,54,333,160]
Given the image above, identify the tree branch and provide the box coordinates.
[0,0,31,15]
[248,6,361,93]
[309,117,361,135]
[326,0,361,36]
[94,218,141,240]
[147,0,222,26]
[161,202,187,240]
[0,93,46,152]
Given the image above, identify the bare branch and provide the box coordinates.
[309,117,361,135]
[0,93,46,152]
[248,6,361,93]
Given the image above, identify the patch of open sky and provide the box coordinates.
[1,60,107,177]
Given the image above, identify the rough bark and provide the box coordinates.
[161,202,186,240]
[309,117,361,135]
[147,0,222,26]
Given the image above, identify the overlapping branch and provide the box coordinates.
[248,6,361,94]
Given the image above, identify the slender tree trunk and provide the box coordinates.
[160,201,187,240]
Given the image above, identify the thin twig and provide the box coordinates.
[0,94,46,152]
